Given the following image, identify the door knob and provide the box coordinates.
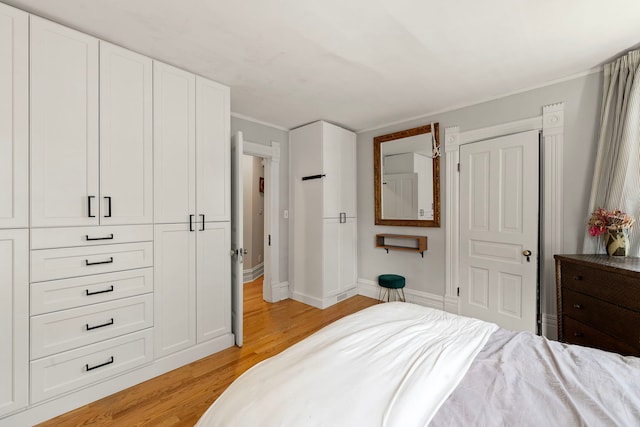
[243,248,248,255]
[522,250,532,262]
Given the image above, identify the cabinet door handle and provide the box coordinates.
[572,304,582,309]
[85,318,114,331]
[85,257,114,266]
[573,275,583,281]
[88,196,96,218]
[86,285,114,296]
[104,196,112,217]
[85,356,114,372]
[200,214,205,231]
[189,214,195,232]
[85,234,114,241]
[573,332,584,338]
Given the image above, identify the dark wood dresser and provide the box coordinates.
[555,254,640,356]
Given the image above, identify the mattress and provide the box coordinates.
[196,302,640,426]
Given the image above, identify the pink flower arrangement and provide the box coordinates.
[588,208,634,237]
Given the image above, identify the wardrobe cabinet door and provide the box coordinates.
[154,223,196,357]
[0,4,28,229]
[100,42,153,225]
[154,61,196,224]
[196,76,230,222]
[30,16,99,227]
[196,222,231,343]
[0,229,28,417]
[339,218,358,292]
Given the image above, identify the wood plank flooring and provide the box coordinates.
[37,278,377,426]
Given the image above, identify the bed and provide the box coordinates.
[196,302,640,426]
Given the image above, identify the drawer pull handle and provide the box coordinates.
[85,356,114,372]
[573,332,584,337]
[85,234,114,241]
[573,275,583,281]
[104,196,112,218]
[85,257,114,266]
[86,318,114,331]
[572,304,582,309]
[86,285,114,296]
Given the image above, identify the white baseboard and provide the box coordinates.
[243,262,264,283]
[271,281,289,302]
[1,333,234,427]
[356,278,445,310]
[292,287,358,309]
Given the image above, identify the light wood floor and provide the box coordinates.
[37,278,377,426]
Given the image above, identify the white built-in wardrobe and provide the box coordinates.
[290,121,358,309]
[0,3,232,425]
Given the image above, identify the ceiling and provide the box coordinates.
[6,0,640,131]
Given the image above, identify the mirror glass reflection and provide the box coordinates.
[374,123,440,227]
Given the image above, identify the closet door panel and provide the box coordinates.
[196,222,231,343]
[339,218,357,292]
[0,4,28,229]
[322,218,341,296]
[340,130,357,218]
[154,62,196,224]
[154,223,196,357]
[100,42,153,225]
[30,16,99,227]
[321,123,341,219]
[196,76,230,222]
[0,229,28,417]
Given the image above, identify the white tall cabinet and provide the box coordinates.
[0,5,233,425]
[0,3,28,418]
[290,121,357,309]
[153,61,231,358]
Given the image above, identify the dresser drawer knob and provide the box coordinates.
[572,304,582,309]
[85,318,114,331]
[573,332,584,337]
[572,275,583,281]
[85,356,114,372]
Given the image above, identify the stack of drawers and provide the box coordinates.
[30,225,155,403]
[555,254,640,357]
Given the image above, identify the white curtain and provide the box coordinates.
[583,49,640,255]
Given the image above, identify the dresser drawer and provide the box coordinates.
[31,294,153,359]
[31,242,153,282]
[562,288,640,351]
[562,316,639,356]
[560,261,640,311]
[31,225,153,249]
[31,268,153,315]
[31,329,153,403]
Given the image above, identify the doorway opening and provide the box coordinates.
[242,155,266,287]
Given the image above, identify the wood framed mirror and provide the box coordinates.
[374,123,440,227]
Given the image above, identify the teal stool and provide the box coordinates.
[378,274,406,303]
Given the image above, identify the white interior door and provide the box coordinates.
[231,132,244,347]
[459,130,539,333]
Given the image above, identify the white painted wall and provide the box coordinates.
[357,70,602,319]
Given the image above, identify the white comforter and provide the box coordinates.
[196,303,497,427]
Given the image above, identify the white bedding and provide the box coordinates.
[196,303,497,427]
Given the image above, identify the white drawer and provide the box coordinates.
[31,268,153,315]
[31,242,153,282]
[31,225,153,249]
[31,329,153,403]
[31,294,153,359]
